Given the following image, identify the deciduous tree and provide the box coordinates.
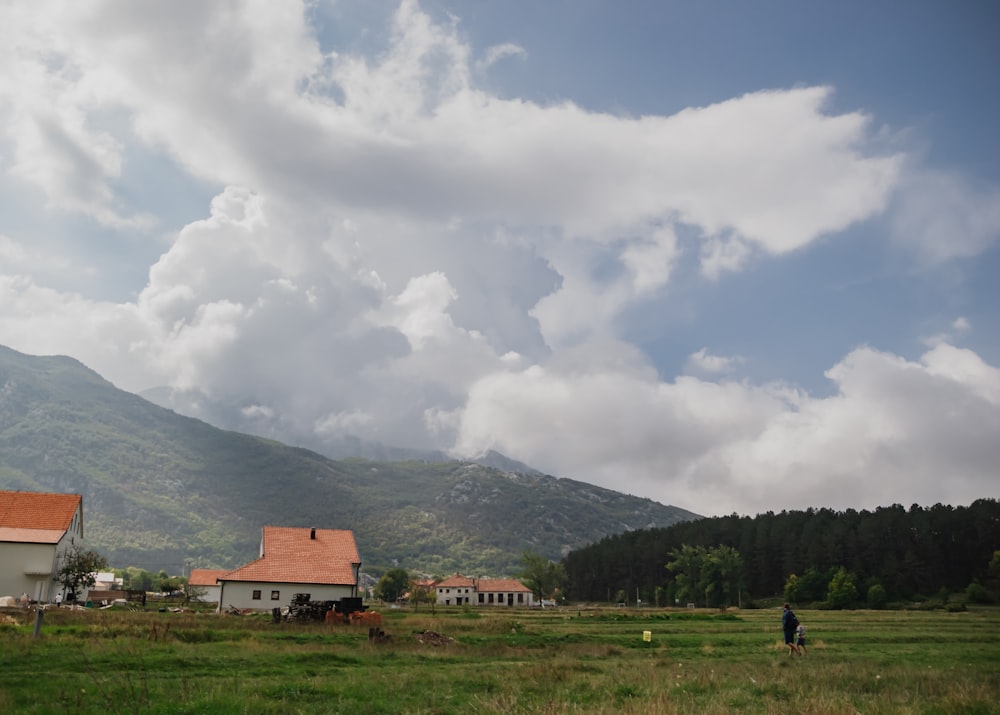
[827,566,858,609]
[519,551,566,602]
[374,568,411,603]
[54,544,109,604]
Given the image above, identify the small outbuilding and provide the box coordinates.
[187,568,229,603]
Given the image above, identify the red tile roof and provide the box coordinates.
[188,569,229,587]
[0,491,81,540]
[437,574,476,588]
[435,574,531,593]
[477,578,531,593]
[221,526,360,586]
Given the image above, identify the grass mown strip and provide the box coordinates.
[1,606,998,714]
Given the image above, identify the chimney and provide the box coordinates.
[310,527,316,540]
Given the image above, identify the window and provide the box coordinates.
[517,593,524,604]
[488,593,494,604]
[478,593,484,603]
[252,590,262,600]
[271,590,280,600]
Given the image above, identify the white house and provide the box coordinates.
[187,568,228,603]
[92,572,122,591]
[217,526,361,611]
[0,490,84,603]
[436,574,535,607]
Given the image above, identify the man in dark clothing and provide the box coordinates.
[782,603,800,656]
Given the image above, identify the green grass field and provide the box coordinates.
[1,605,997,714]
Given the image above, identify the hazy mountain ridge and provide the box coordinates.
[0,345,699,576]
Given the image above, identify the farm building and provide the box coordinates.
[217,526,361,612]
[187,568,229,603]
[436,574,535,607]
[0,490,84,603]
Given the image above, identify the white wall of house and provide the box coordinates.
[0,542,57,601]
[435,585,536,607]
[436,586,475,606]
[476,590,536,607]
[194,584,222,603]
[218,581,356,611]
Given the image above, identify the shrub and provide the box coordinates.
[966,580,993,605]
[867,583,888,610]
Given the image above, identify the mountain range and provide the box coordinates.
[0,345,699,577]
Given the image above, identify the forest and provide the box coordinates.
[561,498,1000,606]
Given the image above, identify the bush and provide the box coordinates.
[966,581,993,605]
[867,584,888,610]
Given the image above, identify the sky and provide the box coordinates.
[1,0,998,518]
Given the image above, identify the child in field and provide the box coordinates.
[796,622,807,656]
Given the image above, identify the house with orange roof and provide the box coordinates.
[187,568,229,603]
[435,573,535,607]
[217,526,361,611]
[0,490,84,603]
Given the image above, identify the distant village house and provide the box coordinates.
[435,574,535,607]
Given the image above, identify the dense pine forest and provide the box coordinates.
[562,499,1000,606]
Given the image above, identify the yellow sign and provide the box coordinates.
[642,630,652,642]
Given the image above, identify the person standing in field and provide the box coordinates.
[796,621,807,655]
[782,603,800,656]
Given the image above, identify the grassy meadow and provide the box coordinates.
[1,604,998,714]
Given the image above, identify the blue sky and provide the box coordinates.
[0,0,997,517]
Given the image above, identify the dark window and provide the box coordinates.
[478,593,484,603]
[271,590,280,600]
[488,593,494,604]
[517,593,524,604]
[252,590,262,600]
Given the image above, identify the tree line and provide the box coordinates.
[561,499,1000,606]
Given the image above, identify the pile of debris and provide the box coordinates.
[343,610,382,627]
[285,593,336,622]
[415,630,454,646]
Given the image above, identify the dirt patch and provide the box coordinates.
[415,630,454,646]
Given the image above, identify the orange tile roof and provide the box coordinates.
[188,569,229,587]
[221,526,360,586]
[0,491,81,534]
[437,574,476,588]
[436,574,530,592]
[477,578,531,593]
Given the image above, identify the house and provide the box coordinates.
[0,490,84,603]
[92,571,122,591]
[435,574,535,607]
[217,526,361,611]
[187,568,228,603]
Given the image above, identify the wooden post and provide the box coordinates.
[33,607,44,640]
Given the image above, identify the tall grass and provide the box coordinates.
[0,606,997,714]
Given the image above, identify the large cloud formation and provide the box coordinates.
[0,0,997,516]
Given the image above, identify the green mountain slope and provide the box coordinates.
[0,345,699,575]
